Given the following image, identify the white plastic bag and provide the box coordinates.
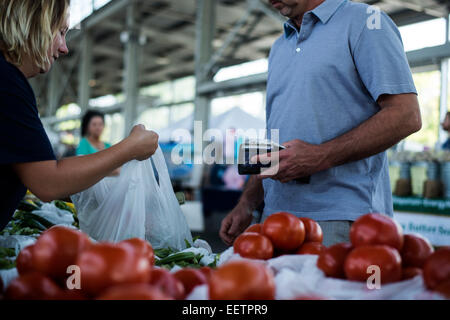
[32,203,75,227]
[71,146,192,250]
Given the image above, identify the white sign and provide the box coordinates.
[394,211,450,246]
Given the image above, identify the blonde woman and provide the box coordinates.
[0,0,158,230]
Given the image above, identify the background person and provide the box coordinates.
[76,110,111,156]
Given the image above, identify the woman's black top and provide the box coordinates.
[0,52,55,230]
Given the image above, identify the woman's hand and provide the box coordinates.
[13,125,159,202]
[126,125,159,161]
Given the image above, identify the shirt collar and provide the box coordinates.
[312,0,346,24]
[283,0,346,37]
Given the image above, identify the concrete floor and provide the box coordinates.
[192,211,230,254]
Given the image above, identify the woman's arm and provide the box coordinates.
[13,125,158,202]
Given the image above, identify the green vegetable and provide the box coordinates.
[154,247,176,259]
[0,247,16,258]
[175,192,185,205]
[17,200,41,212]
[0,258,15,270]
[156,252,197,265]
[208,254,220,268]
[0,247,16,270]
[21,212,55,229]
[54,200,76,214]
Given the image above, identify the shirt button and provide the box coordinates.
[296,48,301,53]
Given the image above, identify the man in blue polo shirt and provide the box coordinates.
[220,0,422,246]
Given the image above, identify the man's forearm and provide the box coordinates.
[322,95,421,170]
[238,176,264,211]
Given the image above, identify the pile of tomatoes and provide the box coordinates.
[1,225,216,300]
[233,211,450,299]
[233,211,325,260]
[318,213,450,298]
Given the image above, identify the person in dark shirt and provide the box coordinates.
[0,0,159,230]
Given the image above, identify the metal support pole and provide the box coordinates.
[194,0,216,161]
[78,32,93,111]
[186,0,217,194]
[122,0,140,137]
[446,14,449,43]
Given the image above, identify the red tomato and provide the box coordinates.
[434,279,450,299]
[199,266,214,281]
[76,242,151,296]
[119,238,155,266]
[233,232,274,260]
[350,213,404,250]
[208,260,275,300]
[149,268,185,300]
[423,247,450,290]
[262,212,305,251]
[401,267,423,280]
[317,243,353,279]
[97,283,172,300]
[5,272,62,300]
[16,245,35,275]
[173,268,208,297]
[344,245,402,284]
[31,226,91,280]
[401,234,434,268]
[296,242,325,255]
[245,224,262,233]
[299,217,323,243]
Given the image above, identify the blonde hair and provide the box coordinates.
[0,0,70,69]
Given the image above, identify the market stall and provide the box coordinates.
[390,151,450,247]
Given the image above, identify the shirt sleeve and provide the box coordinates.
[0,92,56,165]
[352,12,417,102]
[76,138,90,156]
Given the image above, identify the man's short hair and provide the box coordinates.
[0,0,70,69]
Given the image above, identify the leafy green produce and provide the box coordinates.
[0,258,15,270]
[0,247,15,257]
[54,200,79,228]
[54,200,75,214]
[17,199,41,212]
[0,247,16,270]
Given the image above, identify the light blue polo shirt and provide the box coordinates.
[262,0,417,222]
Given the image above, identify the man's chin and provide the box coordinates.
[279,6,293,16]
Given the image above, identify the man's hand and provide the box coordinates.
[219,203,254,246]
[256,139,330,183]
